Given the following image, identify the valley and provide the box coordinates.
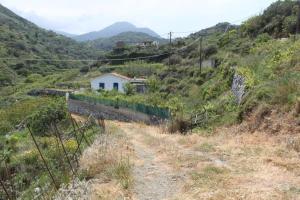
[0,0,300,199]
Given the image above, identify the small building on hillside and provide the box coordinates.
[90,73,147,93]
[136,40,159,48]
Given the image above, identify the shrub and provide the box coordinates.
[23,150,40,165]
[25,74,42,83]
[164,54,182,65]
[167,116,191,134]
[0,120,12,135]
[27,99,67,136]
[146,76,159,93]
[80,66,90,73]
[203,45,218,58]
[123,83,135,96]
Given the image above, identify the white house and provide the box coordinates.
[90,73,146,93]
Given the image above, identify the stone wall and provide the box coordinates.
[231,73,246,104]
[28,89,73,97]
[68,99,166,125]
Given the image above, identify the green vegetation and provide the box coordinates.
[27,99,67,136]
[86,31,167,50]
[0,98,101,199]
[242,0,299,38]
[0,4,102,86]
[0,0,300,197]
[70,93,171,119]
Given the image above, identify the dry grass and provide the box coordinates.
[115,119,300,200]
[194,142,216,153]
[55,122,133,200]
[57,117,300,200]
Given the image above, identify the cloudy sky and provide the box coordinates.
[0,0,277,37]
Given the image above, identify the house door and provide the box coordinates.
[113,83,119,91]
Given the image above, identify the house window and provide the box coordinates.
[113,83,119,91]
[99,83,105,89]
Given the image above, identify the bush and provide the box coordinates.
[80,66,90,73]
[27,99,67,136]
[164,54,182,65]
[25,74,42,83]
[123,83,135,96]
[204,45,218,58]
[0,120,12,135]
[146,77,159,93]
[167,117,191,134]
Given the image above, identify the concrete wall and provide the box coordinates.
[90,74,129,93]
[68,99,165,125]
[231,73,246,104]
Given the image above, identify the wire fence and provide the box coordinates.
[69,94,171,119]
[0,114,105,200]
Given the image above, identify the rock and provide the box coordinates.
[34,187,41,194]
[231,73,246,104]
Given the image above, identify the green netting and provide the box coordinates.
[69,94,170,119]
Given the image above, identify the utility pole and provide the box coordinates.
[199,36,203,73]
[296,0,300,40]
[168,31,172,67]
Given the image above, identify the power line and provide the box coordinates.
[0,20,237,64]
[0,53,170,63]
[0,33,206,63]
[168,31,172,67]
[199,36,203,73]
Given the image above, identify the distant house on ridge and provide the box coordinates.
[90,73,147,93]
[136,40,159,48]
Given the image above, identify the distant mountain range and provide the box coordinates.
[55,30,77,38]
[71,22,161,42]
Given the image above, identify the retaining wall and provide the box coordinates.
[68,99,166,125]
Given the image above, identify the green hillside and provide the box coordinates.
[0,4,101,86]
[0,0,300,199]
[86,31,167,50]
[242,0,299,37]
[88,0,300,130]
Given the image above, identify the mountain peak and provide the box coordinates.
[73,22,160,42]
[110,21,136,27]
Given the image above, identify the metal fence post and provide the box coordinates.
[27,125,59,190]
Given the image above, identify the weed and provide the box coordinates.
[106,158,132,189]
[191,165,227,189]
[195,143,215,153]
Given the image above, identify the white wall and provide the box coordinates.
[91,74,130,93]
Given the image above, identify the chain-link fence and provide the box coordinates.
[69,94,170,119]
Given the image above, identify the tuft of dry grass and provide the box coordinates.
[191,165,228,189]
[55,122,133,199]
[194,142,216,153]
[287,136,300,153]
[106,158,133,189]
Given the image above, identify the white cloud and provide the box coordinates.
[0,0,277,35]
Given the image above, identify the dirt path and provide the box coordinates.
[118,123,185,200]
[55,119,300,199]
[113,121,300,200]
